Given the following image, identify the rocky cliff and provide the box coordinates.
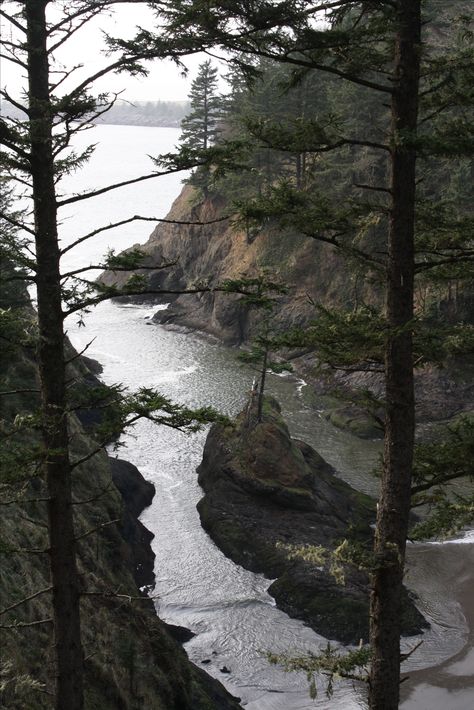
[0,329,241,709]
[196,396,426,644]
[100,185,359,344]
[100,186,473,435]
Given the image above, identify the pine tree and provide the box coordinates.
[144,2,474,707]
[0,3,234,706]
[180,59,222,195]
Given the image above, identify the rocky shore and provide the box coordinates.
[99,186,473,439]
[110,457,243,709]
[197,396,427,644]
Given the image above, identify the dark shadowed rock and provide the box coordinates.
[110,457,156,588]
[164,622,196,644]
[197,396,427,644]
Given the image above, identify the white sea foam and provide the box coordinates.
[425,529,474,546]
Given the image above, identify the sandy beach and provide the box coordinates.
[401,538,474,709]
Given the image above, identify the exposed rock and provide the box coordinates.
[99,186,354,346]
[110,456,156,588]
[323,404,384,440]
[197,396,427,644]
[164,623,196,644]
[0,333,242,710]
[99,186,473,435]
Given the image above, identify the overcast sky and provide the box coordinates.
[0,3,223,104]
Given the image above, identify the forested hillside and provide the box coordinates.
[103,44,473,432]
[1,1,473,709]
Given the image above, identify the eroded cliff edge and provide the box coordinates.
[196,396,427,644]
[100,186,474,437]
[0,322,242,710]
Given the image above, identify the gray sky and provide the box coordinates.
[0,3,223,103]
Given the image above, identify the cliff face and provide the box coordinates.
[196,396,426,644]
[100,185,474,435]
[0,327,241,709]
[100,185,361,345]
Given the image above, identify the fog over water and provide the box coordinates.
[63,125,474,709]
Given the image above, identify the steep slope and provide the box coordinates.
[0,296,241,709]
[100,185,360,345]
[100,186,474,434]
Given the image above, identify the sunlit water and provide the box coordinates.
[62,125,473,709]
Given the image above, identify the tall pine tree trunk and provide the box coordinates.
[369,2,421,708]
[26,2,84,707]
[257,346,268,423]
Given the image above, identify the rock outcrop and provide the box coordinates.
[99,186,355,346]
[0,329,242,710]
[109,457,156,589]
[197,396,427,644]
[99,186,473,435]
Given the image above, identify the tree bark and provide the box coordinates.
[369,2,421,708]
[257,347,268,422]
[25,2,84,707]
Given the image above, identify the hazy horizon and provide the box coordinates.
[0,3,226,104]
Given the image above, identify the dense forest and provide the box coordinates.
[0,2,473,710]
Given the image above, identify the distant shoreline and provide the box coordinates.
[1,97,189,129]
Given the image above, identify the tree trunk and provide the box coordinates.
[257,347,268,422]
[25,2,84,708]
[369,2,421,708]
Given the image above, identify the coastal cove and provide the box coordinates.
[64,125,474,710]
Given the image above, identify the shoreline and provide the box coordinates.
[401,540,474,708]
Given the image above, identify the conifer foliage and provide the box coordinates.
[143,2,474,708]
[180,59,222,194]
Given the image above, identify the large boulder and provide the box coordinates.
[197,396,426,643]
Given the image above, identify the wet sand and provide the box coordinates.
[401,540,474,709]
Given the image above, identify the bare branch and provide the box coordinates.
[47,8,104,55]
[71,482,114,506]
[61,262,176,280]
[0,210,36,236]
[0,586,52,617]
[82,588,160,603]
[70,445,106,472]
[0,618,53,629]
[57,164,202,207]
[0,90,29,116]
[0,389,40,397]
[415,252,474,272]
[400,640,423,662]
[0,8,27,35]
[0,51,28,69]
[61,213,230,255]
[74,518,120,542]
[0,496,50,507]
[64,338,97,364]
[411,471,472,496]
[49,64,82,93]
[354,183,392,194]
